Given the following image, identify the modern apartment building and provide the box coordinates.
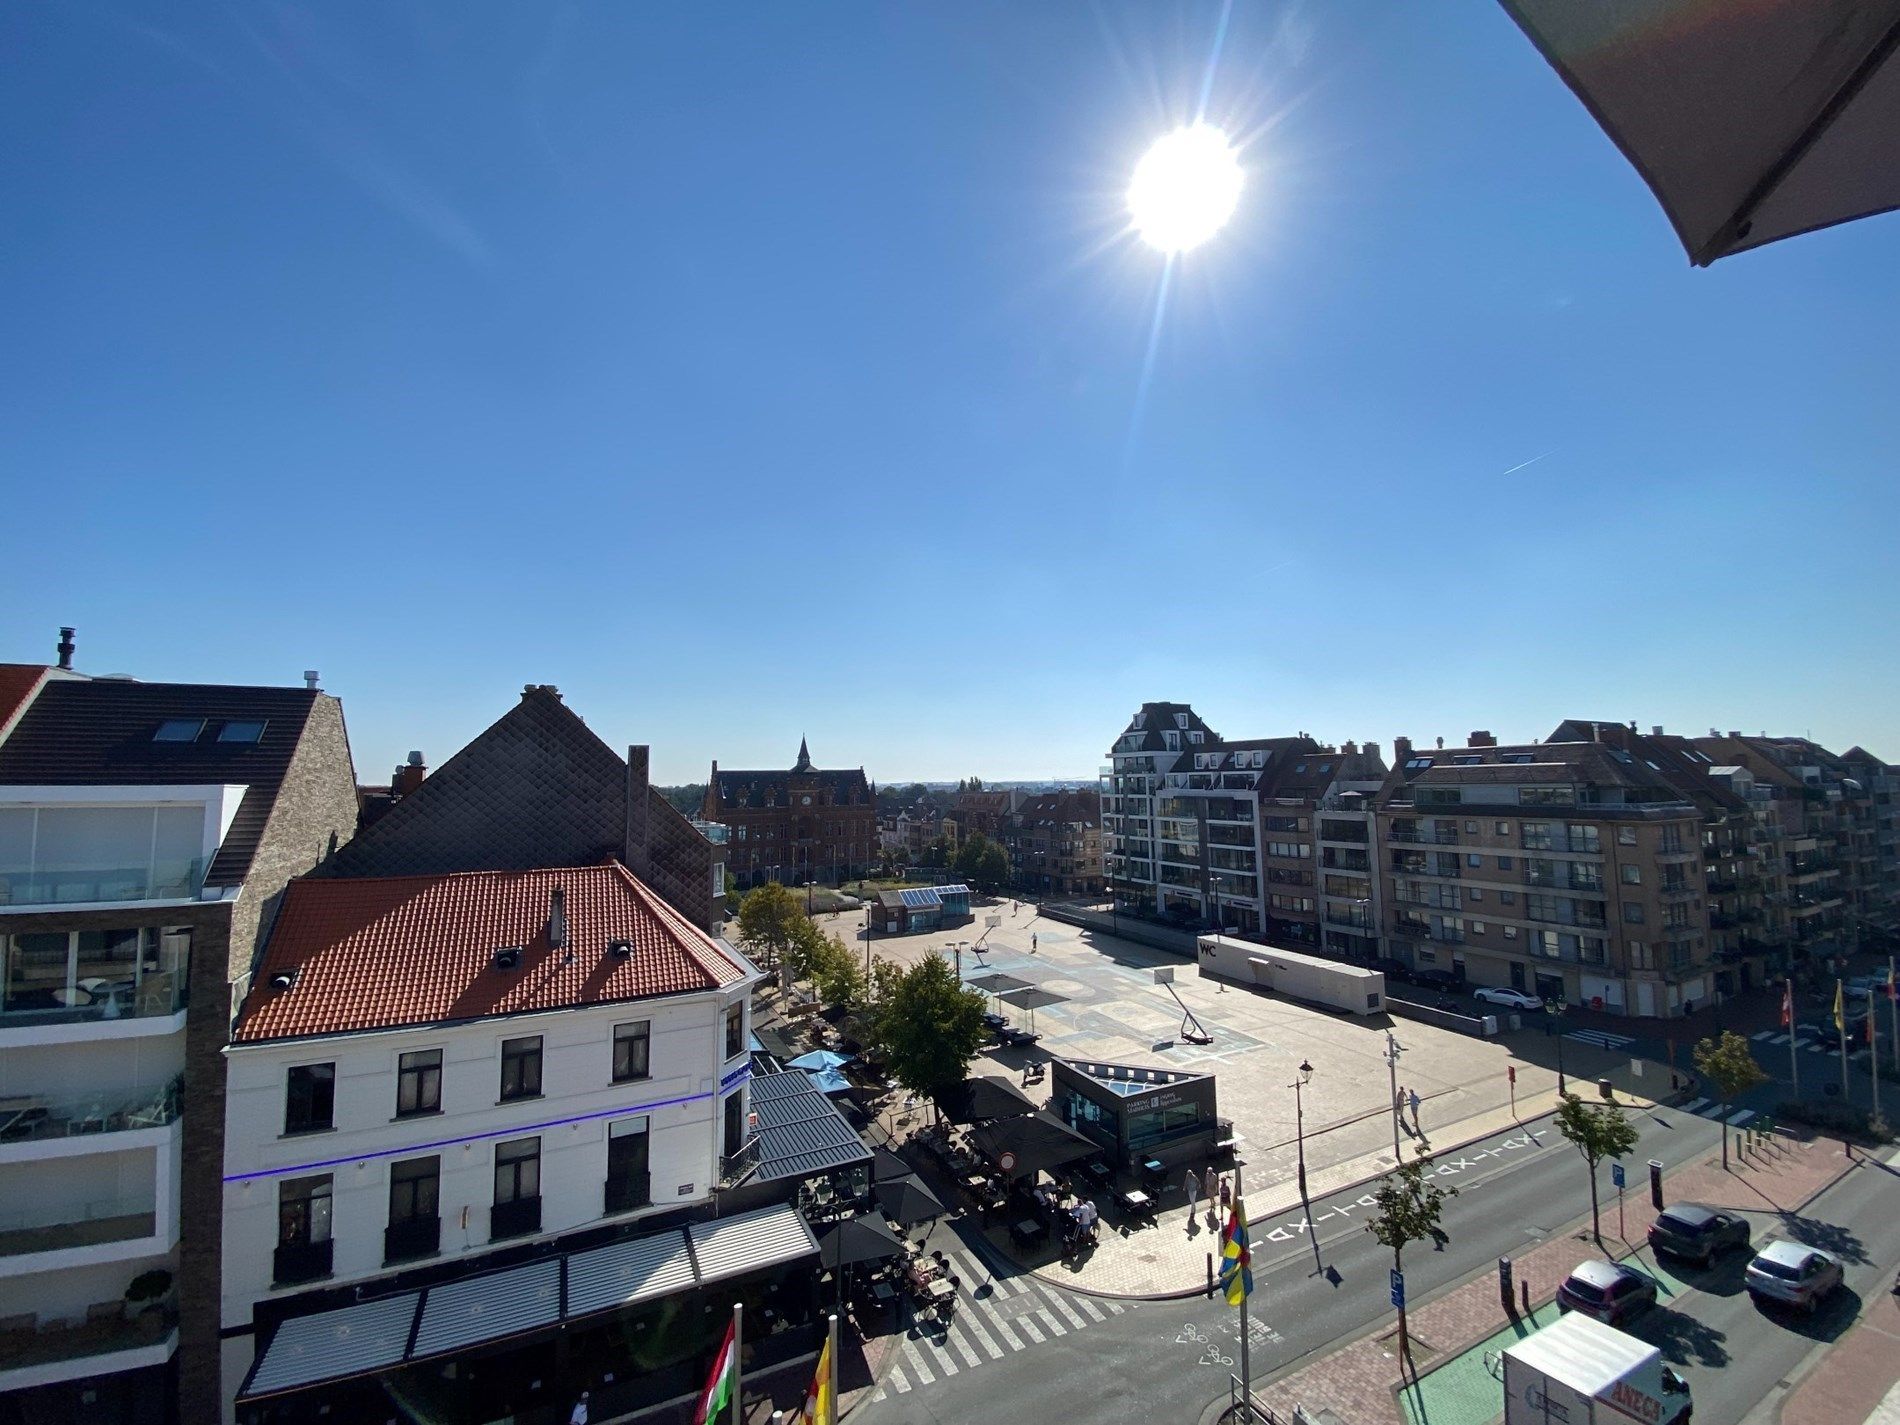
[1377,728,1718,1017]
[0,652,359,1424]
[1001,789,1103,896]
[702,740,876,889]
[1101,703,1384,943]
[217,863,812,1423]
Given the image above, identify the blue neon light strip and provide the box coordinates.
[224,1066,752,1184]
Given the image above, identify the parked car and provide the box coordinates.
[1647,1204,1750,1265]
[1475,986,1543,1011]
[1556,1260,1658,1327]
[1745,1242,1844,1314]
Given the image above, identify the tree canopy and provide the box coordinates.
[1553,1093,1639,1240]
[736,882,804,969]
[1365,1150,1456,1363]
[1694,1029,1770,1167]
[953,832,1010,894]
[870,952,989,1102]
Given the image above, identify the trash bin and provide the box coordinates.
[1598,1076,1614,1099]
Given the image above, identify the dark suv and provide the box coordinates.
[1647,1204,1750,1265]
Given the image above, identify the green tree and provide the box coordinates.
[737,882,803,970]
[808,931,867,1012]
[781,915,831,986]
[1554,1093,1640,1242]
[976,840,1009,895]
[872,952,988,1107]
[1366,1151,1457,1370]
[1694,1030,1771,1168]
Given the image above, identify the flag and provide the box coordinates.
[801,1334,834,1425]
[1887,963,1897,1002]
[1780,981,1793,1029]
[1218,1196,1253,1306]
[692,1315,738,1425]
[1834,980,1846,1035]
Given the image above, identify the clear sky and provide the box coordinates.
[4,3,1896,785]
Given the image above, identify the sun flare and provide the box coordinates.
[1127,124,1244,254]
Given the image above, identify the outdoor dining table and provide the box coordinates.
[926,1279,956,1303]
[1116,1188,1154,1219]
[1083,1160,1114,1185]
[1010,1218,1048,1248]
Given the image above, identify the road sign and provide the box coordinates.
[1390,1269,1405,1308]
[997,1150,1018,1174]
[1612,1163,1626,1189]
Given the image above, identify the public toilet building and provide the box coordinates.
[1050,1058,1223,1170]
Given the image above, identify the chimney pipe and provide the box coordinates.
[549,887,567,949]
[393,752,426,796]
[303,670,320,691]
[56,627,75,671]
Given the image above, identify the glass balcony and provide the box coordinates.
[0,1077,180,1144]
[2,928,190,1027]
[0,1192,159,1260]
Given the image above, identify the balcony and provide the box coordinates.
[0,1077,180,1145]
[1390,827,1460,845]
[604,1171,653,1217]
[0,1304,178,1388]
[272,1237,334,1287]
[719,1137,760,1188]
[491,1196,543,1240]
[1389,920,1431,940]
[383,1216,441,1265]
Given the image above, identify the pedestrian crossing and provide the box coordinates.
[1749,1027,1877,1061]
[869,1245,1135,1401]
[1566,1029,1638,1051]
[1677,1097,1757,1128]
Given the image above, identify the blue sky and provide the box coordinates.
[3,2,1896,784]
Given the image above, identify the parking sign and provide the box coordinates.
[1611,1163,1626,1189]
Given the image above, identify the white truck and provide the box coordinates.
[1502,1311,1692,1425]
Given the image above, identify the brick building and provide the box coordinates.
[1001,790,1103,896]
[702,740,875,889]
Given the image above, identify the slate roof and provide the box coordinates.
[322,687,629,879]
[0,677,326,886]
[234,863,746,1043]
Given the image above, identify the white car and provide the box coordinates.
[1474,986,1543,1011]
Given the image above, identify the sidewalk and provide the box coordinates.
[1778,1283,1900,1425]
[1009,1068,1684,1299]
[1244,1130,1855,1425]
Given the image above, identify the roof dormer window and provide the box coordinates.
[217,719,267,744]
[153,719,204,743]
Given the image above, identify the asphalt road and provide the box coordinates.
[854,1105,1728,1425]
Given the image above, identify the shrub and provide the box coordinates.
[1775,1099,1896,1141]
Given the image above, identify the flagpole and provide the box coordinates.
[1236,1163,1250,1410]
[1871,1003,1883,1130]
[731,1302,744,1425]
[1837,979,1849,1102]
[1889,957,1898,1077]
[1786,981,1798,1099]
[827,1311,839,1424]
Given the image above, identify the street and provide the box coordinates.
[855,1106,1776,1425]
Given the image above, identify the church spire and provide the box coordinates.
[794,736,813,773]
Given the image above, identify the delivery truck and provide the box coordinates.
[1501,1311,1692,1425]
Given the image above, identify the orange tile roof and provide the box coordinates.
[235,863,748,1043]
[0,664,48,744]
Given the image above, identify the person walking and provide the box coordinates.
[568,1392,590,1425]
[1408,1087,1423,1135]
[1218,1173,1233,1212]
[1030,933,1038,953]
[1183,1166,1201,1228]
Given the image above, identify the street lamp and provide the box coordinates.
[1291,1059,1315,1197]
[805,880,816,916]
[1545,997,1568,1095]
[1383,1031,1404,1162]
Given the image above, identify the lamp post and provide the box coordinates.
[1383,1031,1404,1162]
[805,880,816,917]
[1291,1060,1315,1197]
[1545,997,1568,1095]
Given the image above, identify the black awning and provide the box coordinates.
[934,1074,1039,1124]
[969,1110,1098,1179]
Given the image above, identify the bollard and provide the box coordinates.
[1207,1251,1215,1298]
[1648,1159,1664,1211]
[1499,1257,1515,1314]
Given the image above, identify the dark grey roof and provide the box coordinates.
[0,678,326,886]
[747,1069,871,1183]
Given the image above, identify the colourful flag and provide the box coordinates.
[1834,980,1846,1034]
[1219,1196,1253,1306]
[801,1334,834,1425]
[1780,981,1793,1029]
[692,1315,738,1425]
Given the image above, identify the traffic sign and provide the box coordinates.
[1390,1269,1405,1308]
[1611,1163,1626,1189]
[997,1150,1018,1173]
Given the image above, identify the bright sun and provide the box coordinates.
[1127,123,1243,254]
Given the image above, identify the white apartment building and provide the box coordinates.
[217,863,785,1423]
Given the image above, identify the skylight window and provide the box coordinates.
[153,719,204,743]
[217,719,267,744]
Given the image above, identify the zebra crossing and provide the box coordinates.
[1676,1096,1759,1128]
[1749,1027,1876,1061]
[870,1245,1135,1401]
[1566,1028,1638,1051]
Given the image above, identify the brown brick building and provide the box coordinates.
[1001,790,1103,896]
[703,739,876,889]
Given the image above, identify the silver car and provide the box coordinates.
[1745,1241,1843,1314]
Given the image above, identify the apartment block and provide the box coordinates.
[1001,789,1103,896]
[0,646,359,1424]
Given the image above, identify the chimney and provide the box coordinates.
[303,670,320,690]
[55,627,75,671]
[1363,741,1380,764]
[1728,731,1742,739]
[1342,740,1358,756]
[1394,736,1413,764]
[1435,736,1444,750]
[1651,725,1664,737]
[624,745,652,883]
[548,887,567,949]
[393,750,426,796]
[1468,730,1497,748]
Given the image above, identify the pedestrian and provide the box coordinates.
[569,1391,590,1425]
[1408,1087,1422,1130]
[1218,1173,1232,1212]
[1031,934,1038,953]
[1183,1166,1201,1224]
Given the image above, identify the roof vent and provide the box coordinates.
[493,946,523,971]
[269,968,298,992]
[549,888,568,950]
[56,626,75,671]
[608,938,634,960]
[303,670,320,690]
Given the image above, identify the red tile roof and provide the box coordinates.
[0,664,48,744]
[235,863,748,1043]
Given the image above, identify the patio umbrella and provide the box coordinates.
[805,1066,854,1095]
[788,1049,853,1073]
[815,1213,909,1270]
[873,1173,947,1228]
[935,1075,1038,1125]
[969,1110,1098,1180]
[871,1148,912,1182]
[1499,0,1900,264]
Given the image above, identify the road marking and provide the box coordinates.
[1726,1108,1757,1126]
[1752,1030,1776,1042]
[1074,1294,1107,1322]
[1034,1280,1089,1329]
[1035,1306,1070,1336]
[1568,1029,1638,1050]
[887,1364,911,1395]
[957,1298,1008,1359]
[906,1346,936,1386]
[1015,1312,1047,1344]
[1680,1097,1710,1113]
[1769,1033,1791,1046]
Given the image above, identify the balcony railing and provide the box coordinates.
[0,859,207,910]
[0,1193,159,1260]
[0,1076,180,1144]
[604,1172,652,1217]
[719,1137,760,1187]
[1389,828,1460,845]
[491,1196,542,1240]
[0,1303,176,1373]
[0,969,189,1029]
[383,1215,441,1265]
[272,1237,334,1287]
